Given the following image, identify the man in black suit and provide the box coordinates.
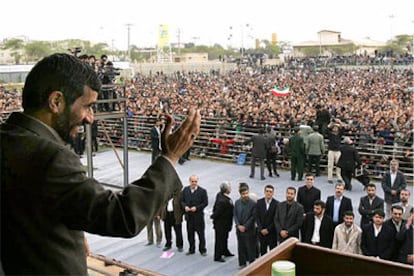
[150,118,164,163]
[381,159,407,218]
[325,182,353,228]
[297,173,321,214]
[211,181,234,262]
[255,185,279,256]
[396,207,414,264]
[181,175,208,256]
[274,187,304,244]
[244,128,267,180]
[384,205,406,261]
[358,183,384,227]
[301,200,335,248]
[161,191,184,252]
[361,209,395,261]
[337,137,361,191]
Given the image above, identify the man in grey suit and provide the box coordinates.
[358,183,384,227]
[381,159,407,218]
[305,125,325,177]
[0,53,201,275]
[244,128,267,180]
[274,187,304,244]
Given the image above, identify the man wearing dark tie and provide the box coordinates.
[181,175,208,256]
[325,182,353,228]
[255,185,279,256]
[381,159,407,218]
[358,183,384,227]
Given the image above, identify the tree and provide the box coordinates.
[24,41,52,63]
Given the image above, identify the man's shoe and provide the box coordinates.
[186,251,195,255]
[249,175,254,178]
[200,252,207,256]
[275,173,280,177]
[261,177,266,180]
[328,180,334,184]
[177,247,183,252]
[214,258,225,262]
[163,246,171,251]
[224,253,235,257]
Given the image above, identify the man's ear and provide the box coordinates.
[48,91,65,113]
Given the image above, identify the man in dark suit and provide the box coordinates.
[361,209,395,261]
[325,182,353,228]
[0,53,201,275]
[181,175,208,256]
[337,137,361,191]
[211,181,234,262]
[255,184,279,256]
[289,128,306,181]
[381,159,407,218]
[274,187,304,244]
[301,200,335,248]
[150,118,164,163]
[384,205,406,261]
[264,126,280,177]
[396,207,413,264]
[234,183,257,268]
[297,173,321,214]
[244,128,267,180]
[358,183,384,227]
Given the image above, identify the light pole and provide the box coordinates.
[125,23,133,61]
[389,15,394,41]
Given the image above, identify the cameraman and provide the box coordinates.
[98,58,119,111]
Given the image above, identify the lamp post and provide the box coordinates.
[125,23,133,61]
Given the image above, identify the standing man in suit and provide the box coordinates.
[264,126,280,177]
[244,128,267,180]
[396,207,414,264]
[255,184,279,256]
[234,183,257,269]
[274,187,304,244]
[297,173,321,214]
[358,183,384,227]
[151,118,164,163]
[325,182,353,228]
[305,125,325,177]
[289,128,306,181]
[332,211,362,254]
[381,159,407,218]
[337,137,361,191]
[161,191,184,252]
[326,121,346,184]
[302,200,335,248]
[361,209,395,260]
[211,181,234,262]
[181,175,208,256]
[384,205,406,261]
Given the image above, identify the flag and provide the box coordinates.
[271,86,290,97]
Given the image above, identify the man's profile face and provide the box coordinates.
[53,86,97,143]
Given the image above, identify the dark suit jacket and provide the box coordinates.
[302,212,335,248]
[274,201,304,241]
[381,171,407,203]
[211,192,233,232]
[150,125,161,150]
[181,185,208,230]
[361,223,395,260]
[1,112,182,275]
[297,186,321,213]
[256,198,279,236]
[245,133,267,158]
[325,195,353,224]
[358,196,385,226]
[337,143,361,171]
[289,134,305,158]
[160,191,184,224]
[396,225,413,264]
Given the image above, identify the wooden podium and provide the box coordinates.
[237,238,413,276]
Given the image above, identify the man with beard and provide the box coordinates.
[332,211,362,254]
[211,181,234,262]
[393,189,413,221]
[0,53,201,275]
[358,183,384,227]
[274,187,304,244]
[325,182,353,228]
[234,183,257,269]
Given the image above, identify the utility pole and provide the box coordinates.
[177,28,181,57]
[125,23,133,61]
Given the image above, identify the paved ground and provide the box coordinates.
[84,149,412,276]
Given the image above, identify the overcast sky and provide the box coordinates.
[1,0,413,50]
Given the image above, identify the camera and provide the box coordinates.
[68,47,82,56]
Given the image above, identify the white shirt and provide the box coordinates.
[390,171,397,186]
[374,225,382,237]
[311,215,323,243]
[167,198,174,212]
